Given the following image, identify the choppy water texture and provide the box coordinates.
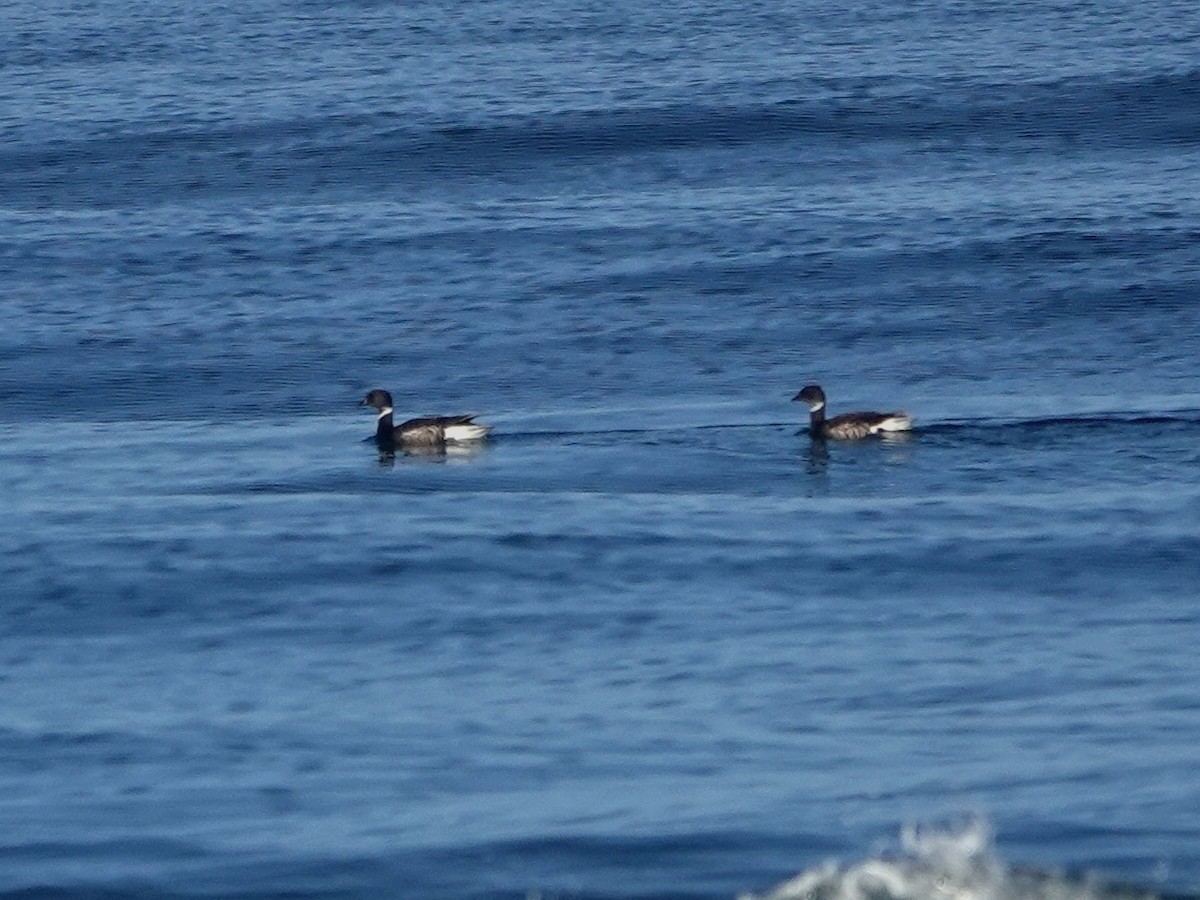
[3,0,1200,896]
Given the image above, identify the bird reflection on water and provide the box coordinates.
[375,442,488,468]
[799,429,916,476]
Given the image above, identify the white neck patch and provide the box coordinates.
[377,407,393,421]
[810,401,825,412]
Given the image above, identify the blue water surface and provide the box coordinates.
[2,0,1199,897]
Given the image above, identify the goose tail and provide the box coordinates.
[443,423,492,442]
[872,413,913,433]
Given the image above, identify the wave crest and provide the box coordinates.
[742,820,1158,900]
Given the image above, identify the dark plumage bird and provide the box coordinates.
[793,384,913,440]
[360,389,491,450]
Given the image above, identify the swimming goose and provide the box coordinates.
[793,384,912,440]
[360,389,491,450]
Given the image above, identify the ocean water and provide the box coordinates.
[2,0,1199,896]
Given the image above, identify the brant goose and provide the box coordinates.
[360,389,491,450]
[793,384,913,440]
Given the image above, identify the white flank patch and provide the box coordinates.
[443,423,491,442]
[377,407,393,421]
[872,414,913,433]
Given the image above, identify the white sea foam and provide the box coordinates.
[741,820,1158,900]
